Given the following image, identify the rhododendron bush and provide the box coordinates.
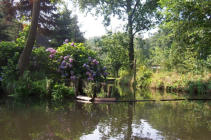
[46,42,108,82]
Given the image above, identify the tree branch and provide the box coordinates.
[132,0,140,16]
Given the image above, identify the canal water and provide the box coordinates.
[0,85,211,140]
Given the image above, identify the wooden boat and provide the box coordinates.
[76,95,116,103]
[76,95,92,101]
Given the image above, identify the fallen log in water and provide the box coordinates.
[160,99,185,101]
[187,98,211,101]
[94,98,116,102]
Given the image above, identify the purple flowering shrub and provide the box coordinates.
[46,48,57,59]
[82,57,108,82]
[46,42,108,82]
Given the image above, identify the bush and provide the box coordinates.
[51,84,75,100]
[30,47,50,73]
[148,71,211,94]
[47,42,108,83]
[136,66,152,88]
[3,71,51,98]
[188,80,211,95]
[0,41,23,67]
[0,39,108,99]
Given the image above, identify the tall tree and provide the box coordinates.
[0,0,18,41]
[50,6,85,47]
[75,0,159,69]
[16,0,59,35]
[98,32,129,77]
[18,0,41,75]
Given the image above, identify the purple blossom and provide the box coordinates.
[51,49,56,54]
[93,73,96,77]
[61,60,66,66]
[86,71,91,76]
[67,63,73,68]
[92,59,97,63]
[86,65,90,69]
[69,58,73,63]
[103,72,108,77]
[103,66,107,71]
[83,63,87,67]
[71,42,75,46]
[64,55,70,60]
[49,54,54,59]
[70,75,76,80]
[88,57,92,61]
[88,77,94,81]
[63,39,69,44]
[92,59,99,65]
[60,65,67,69]
[95,61,99,65]
[46,48,56,54]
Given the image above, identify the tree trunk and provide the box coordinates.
[127,0,134,69]
[128,30,134,69]
[18,0,40,75]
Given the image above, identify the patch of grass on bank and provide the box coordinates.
[150,72,211,94]
[136,68,211,95]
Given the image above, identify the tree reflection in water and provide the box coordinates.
[0,87,211,140]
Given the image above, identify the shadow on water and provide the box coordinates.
[1,84,211,140]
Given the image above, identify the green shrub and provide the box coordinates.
[51,84,75,100]
[118,70,134,85]
[188,81,208,95]
[3,71,51,98]
[136,66,152,88]
[0,41,23,67]
[30,47,50,73]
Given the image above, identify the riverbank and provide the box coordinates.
[147,72,211,95]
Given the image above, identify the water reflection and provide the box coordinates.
[0,86,211,140]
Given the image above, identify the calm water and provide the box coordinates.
[0,85,211,140]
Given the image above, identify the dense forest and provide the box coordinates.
[0,0,210,100]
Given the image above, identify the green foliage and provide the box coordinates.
[118,70,134,86]
[147,0,211,73]
[76,0,160,69]
[0,41,23,90]
[51,84,75,100]
[83,82,96,97]
[0,0,19,41]
[188,80,211,95]
[148,72,211,95]
[136,66,152,88]
[50,7,85,47]
[15,25,29,48]
[30,47,50,73]
[0,41,23,67]
[3,71,51,98]
[97,32,129,77]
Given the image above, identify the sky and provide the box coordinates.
[67,1,125,39]
[65,1,158,39]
